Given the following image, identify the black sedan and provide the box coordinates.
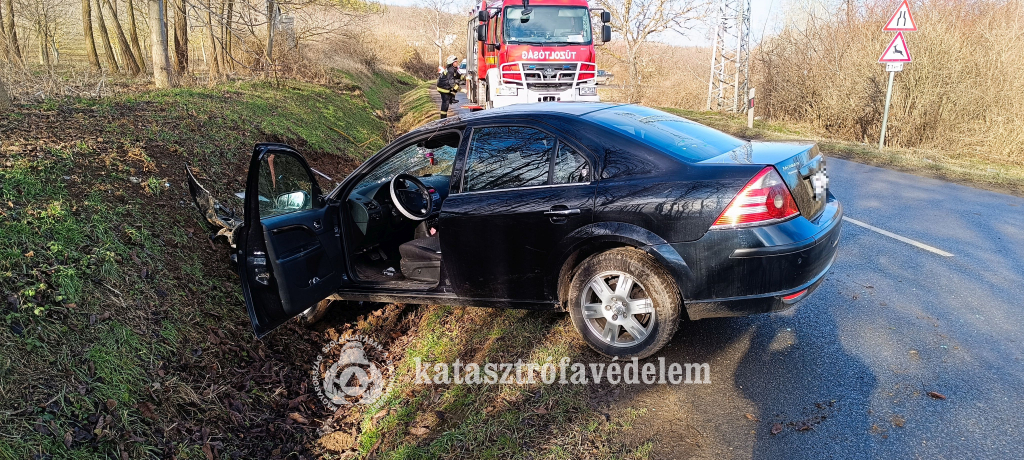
[187,103,842,359]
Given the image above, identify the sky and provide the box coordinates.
[380,0,786,47]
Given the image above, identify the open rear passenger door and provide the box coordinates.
[236,143,346,336]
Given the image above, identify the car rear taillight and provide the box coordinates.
[711,167,800,229]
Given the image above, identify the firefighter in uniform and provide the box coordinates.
[436,55,464,119]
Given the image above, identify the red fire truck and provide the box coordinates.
[464,0,611,109]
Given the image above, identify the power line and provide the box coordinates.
[706,0,751,112]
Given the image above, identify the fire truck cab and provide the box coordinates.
[465,0,612,109]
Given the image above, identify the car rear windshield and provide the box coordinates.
[586,106,747,162]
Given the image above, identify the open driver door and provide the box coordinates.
[235,143,346,336]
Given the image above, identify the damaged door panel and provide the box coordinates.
[186,165,243,247]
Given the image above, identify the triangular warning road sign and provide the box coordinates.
[883,0,917,31]
[879,32,912,63]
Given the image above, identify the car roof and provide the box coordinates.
[415,102,627,129]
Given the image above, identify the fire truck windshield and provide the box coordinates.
[504,6,592,45]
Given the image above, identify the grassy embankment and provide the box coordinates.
[1,73,657,459]
[662,108,1024,196]
[0,70,399,458]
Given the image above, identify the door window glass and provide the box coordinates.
[552,142,590,184]
[464,126,554,192]
[258,153,316,219]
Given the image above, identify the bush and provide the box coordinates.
[401,48,438,80]
[754,0,1024,163]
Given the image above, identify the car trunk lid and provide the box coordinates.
[699,142,828,221]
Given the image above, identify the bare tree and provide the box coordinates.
[598,0,705,102]
[204,0,219,79]
[221,0,232,71]
[147,0,173,86]
[3,0,21,64]
[265,0,275,68]
[0,0,9,62]
[22,0,66,69]
[125,0,145,71]
[102,0,142,74]
[418,0,458,67]
[0,73,10,108]
[94,0,120,72]
[172,0,186,72]
[82,0,101,70]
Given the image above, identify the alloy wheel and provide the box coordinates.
[580,271,656,347]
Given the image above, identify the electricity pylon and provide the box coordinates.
[706,0,751,113]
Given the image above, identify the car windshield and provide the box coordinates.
[355,134,460,190]
[504,6,592,45]
[587,106,748,162]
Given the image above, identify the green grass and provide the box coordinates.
[397,81,440,133]
[0,71,420,458]
[349,306,621,459]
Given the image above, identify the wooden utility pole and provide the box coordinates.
[82,0,102,71]
[147,0,173,87]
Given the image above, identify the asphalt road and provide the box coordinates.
[609,158,1024,458]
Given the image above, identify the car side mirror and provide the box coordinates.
[602,24,612,43]
[276,190,311,211]
[477,24,487,42]
[478,9,488,22]
[257,151,319,220]
[601,11,611,23]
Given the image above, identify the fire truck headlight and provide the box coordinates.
[496,86,519,96]
[578,86,597,96]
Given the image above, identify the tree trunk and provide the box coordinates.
[0,1,8,63]
[147,0,173,87]
[3,0,21,63]
[223,0,233,70]
[94,0,120,73]
[37,22,49,68]
[204,0,219,80]
[265,0,274,69]
[216,0,225,71]
[0,74,10,109]
[126,0,145,71]
[82,0,101,71]
[102,0,141,75]
[172,0,187,72]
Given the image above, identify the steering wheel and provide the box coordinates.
[389,174,433,221]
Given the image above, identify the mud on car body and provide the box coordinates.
[188,103,842,359]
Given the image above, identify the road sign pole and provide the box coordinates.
[879,70,895,150]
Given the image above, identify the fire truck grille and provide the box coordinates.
[526,83,574,92]
[520,63,580,82]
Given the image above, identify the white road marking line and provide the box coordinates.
[844,217,954,257]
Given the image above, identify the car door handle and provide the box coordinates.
[544,208,581,216]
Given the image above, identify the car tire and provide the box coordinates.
[567,247,682,359]
[297,298,333,326]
